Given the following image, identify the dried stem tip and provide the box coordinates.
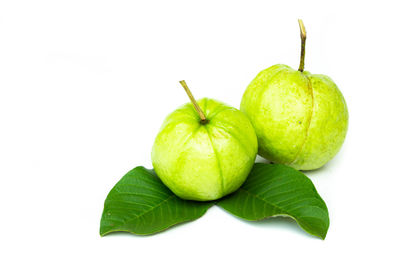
[298,19,307,72]
[179,80,207,123]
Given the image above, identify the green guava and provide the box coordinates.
[240,21,348,170]
[152,97,258,201]
[240,65,348,170]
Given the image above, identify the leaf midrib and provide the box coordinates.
[238,187,324,224]
[107,194,176,230]
[238,187,285,215]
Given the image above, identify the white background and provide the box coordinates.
[1,0,399,266]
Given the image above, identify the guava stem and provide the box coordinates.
[298,19,307,72]
[179,80,207,123]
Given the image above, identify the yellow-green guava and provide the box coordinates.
[240,20,348,170]
[152,97,258,201]
[241,65,348,170]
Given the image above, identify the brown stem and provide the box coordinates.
[179,80,208,123]
[298,19,307,72]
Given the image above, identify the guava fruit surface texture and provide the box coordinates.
[152,98,258,201]
[240,64,348,170]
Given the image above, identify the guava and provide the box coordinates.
[240,20,348,170]
[152,81,258,201]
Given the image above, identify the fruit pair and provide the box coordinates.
[152,20,348,201]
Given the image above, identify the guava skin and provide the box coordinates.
[152,98,258,201]
[240,64,348,170]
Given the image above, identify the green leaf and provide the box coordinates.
[100,167,214,236]
[217,163,329,239]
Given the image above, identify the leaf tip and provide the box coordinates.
[320,231,327,240]
[99,229,106,237]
